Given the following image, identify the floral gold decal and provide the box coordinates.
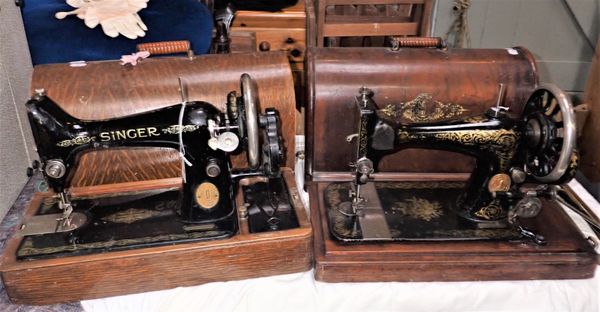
[380,93,467,123]
[162,125,200,134]
[56,135,96,147]
[391,197,443,221]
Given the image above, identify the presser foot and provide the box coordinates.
[17,212,87,236]
[18,192,87,236]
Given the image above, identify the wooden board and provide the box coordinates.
[310,181,598,282]
[0,169,312,305]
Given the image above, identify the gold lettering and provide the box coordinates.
[147,127,159,137]
[115,130,127,140]
[99,132,111,142]
[126,129,137,139]
[136,128,147,138]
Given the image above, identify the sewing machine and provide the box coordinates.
[0,53,312,304]
[15,73,295,259]
[334,83,576,244]
[306,45,596,282]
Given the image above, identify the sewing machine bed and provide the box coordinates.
[0,168,312,305]
[311,180,598,282]
[16,176,299,260]
[326,181,519,242]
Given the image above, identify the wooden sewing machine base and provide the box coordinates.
[0,168,312,305]
[310,181,598,282]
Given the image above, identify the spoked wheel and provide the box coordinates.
[523,83,577,183]
[240,73,260,169]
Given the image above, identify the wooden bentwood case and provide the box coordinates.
[306,47,597,282]
[0,52,312,305]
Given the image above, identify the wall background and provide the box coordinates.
[432,0,598,95]
[0,0,35,219]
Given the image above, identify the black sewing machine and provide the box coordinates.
[327,83,577,244]
[17,74,298,259]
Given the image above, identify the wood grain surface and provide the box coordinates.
[305,47,539,177]
[309,182,597,282]
[31,52,298,187]
[1,169,312,305]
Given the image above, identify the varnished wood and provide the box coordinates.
[580,39,600,182]
[231,2,306,65]
[136,40,191,55]
[305,47,539,177]
[232,2,306,29]
[323,22,418,37]
[0,169,312,305]
[31,52,298,187]
[233,28,306,63]
[309,182,597,282]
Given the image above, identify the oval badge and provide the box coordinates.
[195,182,220,209]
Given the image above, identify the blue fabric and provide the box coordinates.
[22,0,213,65]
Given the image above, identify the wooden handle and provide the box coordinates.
[137,41,191,55]
[391,37,446,49]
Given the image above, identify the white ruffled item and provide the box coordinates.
[55,0,149,39]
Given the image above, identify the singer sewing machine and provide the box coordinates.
[0,53,311,304]
[333,83,577,244]
[306,45,597,282]
[17,73,291,256]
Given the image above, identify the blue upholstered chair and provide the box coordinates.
[21,0,214,65]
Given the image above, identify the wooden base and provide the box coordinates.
[310,181,598,282]
[0,169,312,305]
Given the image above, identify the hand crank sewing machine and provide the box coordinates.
[306,45,596,282]
[337,83,577,244]
[0,53,312,305]
[15,73,298,259]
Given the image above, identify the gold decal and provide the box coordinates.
[97,127,163,143]
[147,127,159,137]
[99,132,111,142]
[162,125,200,134]
[56,135,96,147]
[380,93,467,123]
[195,182,220,209]
[391,197,444,221]
[474,200,505,220]
[395,127,521,170]
[115,130,127,140]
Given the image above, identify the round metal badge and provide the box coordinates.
[195,182,220,209]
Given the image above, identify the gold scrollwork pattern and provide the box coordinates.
[162,125,200,134]
[18,230,226,257]
[391,197,444,221]
[432,129,519,170]
[380,93,467,123]
[56,135,96,147]
[101,208,173,224]
[474,199,506,220]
